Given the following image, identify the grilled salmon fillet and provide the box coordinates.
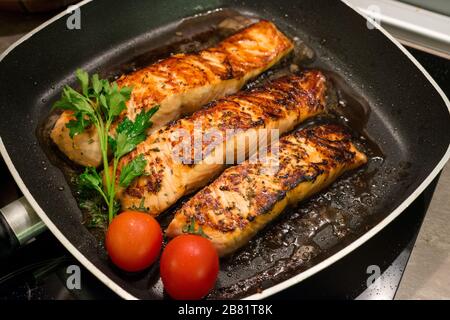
[115,70,328,216]
[50,21,293,167]
[166,124,367,256]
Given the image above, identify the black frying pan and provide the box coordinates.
[0,0,449,299]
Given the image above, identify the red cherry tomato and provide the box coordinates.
[106,211,162,272]
[160,234,219,300]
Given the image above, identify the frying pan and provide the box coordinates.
[0,0,449,300]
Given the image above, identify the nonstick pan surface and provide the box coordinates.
[0,0,449,299]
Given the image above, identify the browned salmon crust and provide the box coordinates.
[115,71,328,216]
[50,21,293,167]
[166,124,368,256]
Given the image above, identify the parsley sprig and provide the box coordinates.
[54,69,158,224]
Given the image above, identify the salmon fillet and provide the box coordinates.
[166,124,367,256]
[50,21,293,167]
[115,70,328,216]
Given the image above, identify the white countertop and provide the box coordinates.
[396,164,450,299]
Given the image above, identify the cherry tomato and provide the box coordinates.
[106,211,162,272]
[160,234,219,300]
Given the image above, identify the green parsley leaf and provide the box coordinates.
[91,74,102,94]
[66,112,92,138]
[78,167,103,192]
[99,94,108,110]
[119,154,147,188]
[110,106,159,158]
[120,87,132,100]
[108,92,127,119]
[53,86,94,116]
[76,69,89,97]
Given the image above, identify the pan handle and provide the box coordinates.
[0,197,46,258]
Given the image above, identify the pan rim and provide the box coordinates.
[0,0,449,301]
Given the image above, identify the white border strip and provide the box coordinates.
[244,0,450,299]
[0,0,449,301]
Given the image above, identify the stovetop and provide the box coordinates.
[0,45,448,300]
